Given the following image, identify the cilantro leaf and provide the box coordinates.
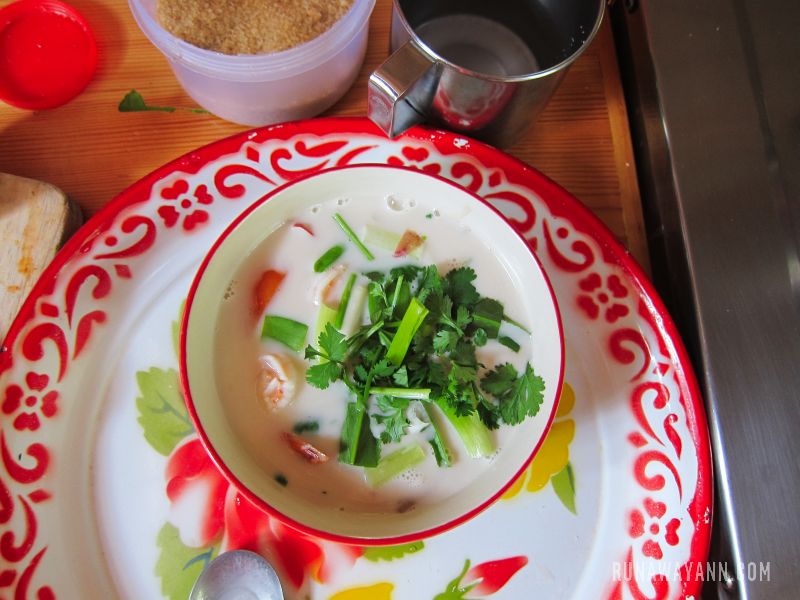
[374,395,410,443]
[481,363,545,425]
[445,267,480,306]
[433,329,458,355]
[318,323,347,362]
[481,363,519,396]
[393,365,409,387]
[373,358,397,378]
[456,305,472,330]
[417,265,443,304]
[306,361,342,389]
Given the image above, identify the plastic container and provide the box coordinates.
[128,0,375,126]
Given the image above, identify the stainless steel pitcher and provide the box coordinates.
[368,0,605,147]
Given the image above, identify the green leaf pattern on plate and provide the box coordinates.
[135,366,193,456]
[362,541,425,562]
[155,523,217,600]
[551,462,577,515]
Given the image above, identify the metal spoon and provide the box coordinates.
[189,549,284,600]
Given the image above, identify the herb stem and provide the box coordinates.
[334,213,374,260]
[386,297,429,365]
[334,273,357,329]
[370,387,431,400]
[503,313,532,335]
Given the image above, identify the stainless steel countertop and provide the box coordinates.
[612,0,800,597]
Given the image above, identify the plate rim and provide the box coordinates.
[0,115,713,599]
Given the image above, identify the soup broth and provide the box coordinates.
[215,192,538,514]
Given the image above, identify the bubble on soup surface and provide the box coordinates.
[386,195,407,211]
[310,204,321,214]
[408,199,417,208]
[433,209,441,217]
[223,281,236,300]
[396,468,423,487]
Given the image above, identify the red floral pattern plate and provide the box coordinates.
[0,117,712,600]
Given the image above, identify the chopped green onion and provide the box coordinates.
[363,224,425,258]
[312,304,338,361]
[339,400,379,467]
[293,421,320,435]
[423,403,452,467]
[314,244,345,272]
[386,297,429,365]
[341,283,367,336]
[334,213,374,260]
[390,274,405,316]
[498,335,521,352]
[261,315,308,352]
[366,444,426,487]
[472,298,503,339]
[370,387,431,400]
[334,273,357,329]
[435,399,494,459]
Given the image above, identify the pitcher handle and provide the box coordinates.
[368,41,439,138]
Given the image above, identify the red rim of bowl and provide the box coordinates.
[179,163,566,546]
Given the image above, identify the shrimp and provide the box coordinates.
[282,432,329,464]
[256,353,297,410]
[312,263,347,306]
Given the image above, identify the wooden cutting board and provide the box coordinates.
[0,173,83,339]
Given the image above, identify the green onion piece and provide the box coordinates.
[334,273,357,329]
[334,213,374,260]
[261,315,308,352]
[339,400,379,467]
[435,399,494,459]
[314,244,345,273]
[366,444,426,487]
[312,304,338,360]
[370,387,431,400]
[423,403,452,467]
[498,335,521,353]
[472,298,504,339]
[363,224,425,258]
[293,420,320,435]
[390,274,405,315]
[341,283,367,336]
[386,297,429,365]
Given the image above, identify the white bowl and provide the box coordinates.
[181,164,564,544]
[129,0,375,126]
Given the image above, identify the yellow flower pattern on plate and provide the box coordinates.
[502,382,576,511]
[329,582,395,600]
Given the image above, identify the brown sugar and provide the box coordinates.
[157,0,356,55]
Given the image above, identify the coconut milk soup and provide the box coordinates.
[214,193,538,514]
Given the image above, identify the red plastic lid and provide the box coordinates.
[0,0,98,110]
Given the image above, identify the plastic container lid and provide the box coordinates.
[0,0,98,110]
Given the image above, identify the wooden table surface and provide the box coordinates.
[0,0,648,269]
